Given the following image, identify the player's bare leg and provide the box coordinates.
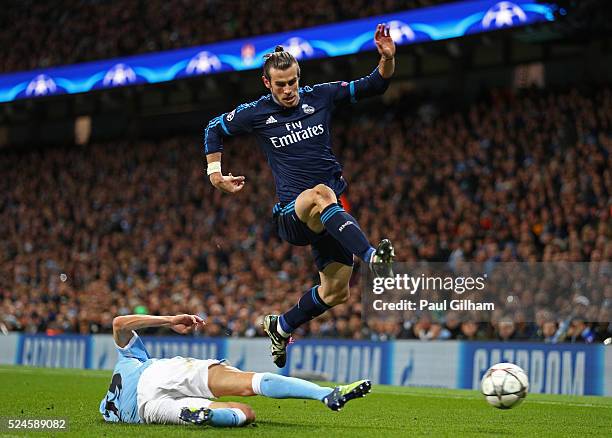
[264,184,394,367]
[205,363,371,413]
[178,365,256,427]
[207,364,257,397]
[294,183,394,269]
[262,262,351,367]
[317,262,352,306]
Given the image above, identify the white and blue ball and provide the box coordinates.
[481,362,529,409]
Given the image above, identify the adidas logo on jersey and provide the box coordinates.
[266,116,278,124]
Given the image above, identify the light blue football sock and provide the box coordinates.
[252,372,333,401]
[209,408,247,427]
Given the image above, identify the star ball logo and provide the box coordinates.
[387,20,416,44]
[186,51,222,75]
[482,1,527,29]
[25,74,57,97]
[103,63,137,87]
[282,37,314,60]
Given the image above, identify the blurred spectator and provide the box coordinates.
[512,310,537,340]
[412,314,441,341]
[0,0,446,73]
[0,85,610,340]
[541,320,559,343]
[496,317,517,342]
[593,307,612,342]
[565,318,596,344]
[533,310,559,343]
[456,319,486,341]
[439,311,461,340]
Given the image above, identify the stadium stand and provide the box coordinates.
[1,85,610,342]
[0,0,447,73]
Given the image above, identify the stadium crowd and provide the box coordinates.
[1,0,445,73]
[1,85,611,343]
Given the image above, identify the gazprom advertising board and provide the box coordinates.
[90,335,226,370]
[2,334,608,396]
[459,342,605,395]
[284,339,393,384]
[16,334,92,369]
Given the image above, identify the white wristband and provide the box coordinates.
[207,161,221,175]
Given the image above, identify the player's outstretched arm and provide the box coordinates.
[321,24,395,104]
[375,23,395,79]
[203,100,257,192]
[206,152,246,194]
[112,314,205,347]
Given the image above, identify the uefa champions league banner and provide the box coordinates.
[6,334,226,370]
[607,347,612,396]
[15,333,93,369]
[0,1,557,103]
[282,338,394,384]
[391,341,460,388]
[0,333,19,366]
[225,338,280,373]
[2,334,609,396]
[89,335,227,370]
[458,342,606,396]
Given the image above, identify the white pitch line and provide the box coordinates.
[375,390,612,408]
[0,368,109,378]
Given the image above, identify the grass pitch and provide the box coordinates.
[0,365,610,437]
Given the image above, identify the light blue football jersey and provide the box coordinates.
[99,332,157,423]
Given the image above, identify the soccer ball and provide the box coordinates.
[481,362,529,409]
